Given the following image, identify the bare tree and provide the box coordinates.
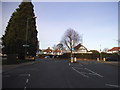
[53,43,66,50]
[103,48,109,53]
[61,28,81,60]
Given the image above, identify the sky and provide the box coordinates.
[1,1,119,51]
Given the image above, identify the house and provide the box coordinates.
[73,43,88,53]
[88,50,99,54]
[43,47,53,55]
[53,49,62,55]
[108,47,120,53]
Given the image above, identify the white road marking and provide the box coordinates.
[26,79,29,83]
[105,84,120,88]
[79,64,83,66]
[24,87,26,90]
[28,74,31,77]
[72,67,89,78]
[69,63,70,66]
[85,68,104,78]
[73,67,84,70]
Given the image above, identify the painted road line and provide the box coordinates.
[105,84,120,88]
[72,67,89,78]
[85,68,103,78]
[26,79,29,83]
[79,64,83,66]
[28,74,31,77]
[24,86,26,90]
[73,67,85,70]
[69,63,71,66]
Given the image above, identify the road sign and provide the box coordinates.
[23,45,29,47]
[72,48,74,51]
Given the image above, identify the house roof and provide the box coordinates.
[43,48,53,52]
[108,47,120,51]
[89,50,99,52]
[53,49,61,53]
[74,43,88,51]
[74,44,82,50]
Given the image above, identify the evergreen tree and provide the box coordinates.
[2,1,38,59]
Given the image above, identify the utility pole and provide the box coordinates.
[100,44,102,60]
[23,16,37,59]
[70,40,74,63]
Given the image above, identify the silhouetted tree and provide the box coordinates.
[2,1,38,60]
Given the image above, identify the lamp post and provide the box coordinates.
[100,44,102,61]
[23,16,37,59]
[70,40,74,63]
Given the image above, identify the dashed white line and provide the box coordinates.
[105,84,120,88]
[72,67,89,78]
[79,64,83,66]
[24,86,26,90]
[85,68,103,78]
[28,74,31,77]
[26,79,29,83]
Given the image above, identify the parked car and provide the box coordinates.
[106,57,118,61]
[44,56,50,58]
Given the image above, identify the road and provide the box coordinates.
[2,58,120,89]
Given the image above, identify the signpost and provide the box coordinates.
[23,45,29,59]
[23,45,29,47]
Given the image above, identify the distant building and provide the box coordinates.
[53,49,62,55]
[73,43,88,53]
[43,47,53,55]
[108,47,120,53]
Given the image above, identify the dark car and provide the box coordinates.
[106,57,118,61]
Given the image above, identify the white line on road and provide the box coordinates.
[105,84,120,88]
[79,64,83,66]
[69,63,70,66]
[26,79,29,83]
[28,74,31,77]
[73,67,85,70]
[85,68,104,78]
[24,87,26,90]
[72,67,89,78]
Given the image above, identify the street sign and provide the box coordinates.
[72,48,74,51]
[23,45,30,47]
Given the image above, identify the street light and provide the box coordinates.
[71,40,74,63]
[100,44,102,61]
[23,16,37,59]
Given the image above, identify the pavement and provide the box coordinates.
[2,61,36,72]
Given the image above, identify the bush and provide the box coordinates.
[7,54,17,64]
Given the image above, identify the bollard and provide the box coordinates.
[103,58,106,61]
[71,57,73,63]
[74,57,77,62]
[97,58,99,61]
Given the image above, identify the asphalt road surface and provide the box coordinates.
[2,58,120,89]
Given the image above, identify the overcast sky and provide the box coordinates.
[1,1,118,51]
